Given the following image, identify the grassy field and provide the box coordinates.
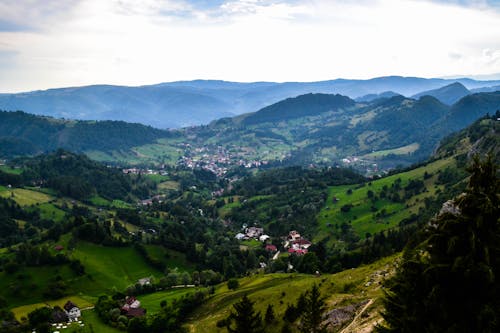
[71,242,163,294]
[139,287,200,314]
[37,203,66,222]
[11,295,94,320]
[362,143,420,158]
[0,188,54,206]
[186,254,398,333]
[0,264,84,307]
[317,157,454,244]
[0,165,23,174]
[144,245,195,273]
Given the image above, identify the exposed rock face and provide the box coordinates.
[323,300,370,329]
[439,199,461,216]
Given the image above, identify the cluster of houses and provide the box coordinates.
[122,167,168,176]
[235,226,271,242]
[285,231,312,255]
[235,227,312,257]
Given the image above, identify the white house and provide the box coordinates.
[63,301,81,320]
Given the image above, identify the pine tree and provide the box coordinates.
[299,284,327,333]
[226,295,263,333]
[378,156,500,333]
[264,304,275,324]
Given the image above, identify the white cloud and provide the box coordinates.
[0,0,500,92]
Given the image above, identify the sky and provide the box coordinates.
[0,0,500,92]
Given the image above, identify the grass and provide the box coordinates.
[0,165,23,174]
[186,254,399,333]
[81,309,122,333]
[0,265,84,307]
[11,296,94,320]
[89,195,111,207]
[37,203,66,222]
[139,287,200,314]
[158,180,180,191]
[317,157,454,244]
[144,245,195,273]
[71,242,163,294]
[0,188,54,206]
[362,143,420,158]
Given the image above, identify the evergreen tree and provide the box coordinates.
[225,295,263,333]
[378,156,500,333]
[299,284,327,333]
[264,304,275,324]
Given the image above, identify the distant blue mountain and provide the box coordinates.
[1,76,500,128]
[412,82,471,105]
[355,91,401,102]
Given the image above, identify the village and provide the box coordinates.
[235,225,313,262]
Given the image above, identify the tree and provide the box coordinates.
[225,295,263,333]
[227,278,239,290]
[264,304,275,324]
[299,284,327,333]
[378,156,500,333]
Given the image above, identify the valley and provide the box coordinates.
[0,95,498,332]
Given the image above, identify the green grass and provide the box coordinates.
[0,188,54,206]
[11,296,94,320]
[144,245,195,273]
[0,165,23,174]
[158,181,180,191]
[139,287,200,314]
[144,174,170,183]
[363,143,420,158]
[81,309,122,333]
[89,195,111,207]
[111,200,133,209]
[71,242,163,294]
[317,157,454,244]
[186,254,399,333]
[0,265,85,307]
[0,185,7,192]
[37,203,66,222]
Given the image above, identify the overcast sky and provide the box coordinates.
[0,0,499,92]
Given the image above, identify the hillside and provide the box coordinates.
[411,82,471,105]
[0,114,497,332]
[2,76,500,128]
[0,111,173,159]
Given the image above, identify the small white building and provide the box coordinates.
[259,235,270,242]
[63,301,81,320]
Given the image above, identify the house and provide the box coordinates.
[265,244,277,252]
[288,248,308,255]
[122,296,141,311]
[124,307,146,318]
[54,245,64,251]
[63,301,81,320]
[245,227,264,239]
[259,234,270,242]
[121,296,146,318]
[138,277,151,286]
[235,233,246,240]
[288,230,301,241]
[292,239,312,249]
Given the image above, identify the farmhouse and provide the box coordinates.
[63,301,81,320]
[121,296,146,318]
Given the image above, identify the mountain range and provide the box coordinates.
[1,89,499,172]
[1,76,500,128]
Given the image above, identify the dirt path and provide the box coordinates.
[339,298,374,333]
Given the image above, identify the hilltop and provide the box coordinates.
[1,76,500,128]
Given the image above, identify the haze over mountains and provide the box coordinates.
[1,76,500,128]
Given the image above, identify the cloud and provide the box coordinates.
[0,0,500,92]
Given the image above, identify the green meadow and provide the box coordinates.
[186,254,398,333]
[0,188,54,206]
[317,157,454,244]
